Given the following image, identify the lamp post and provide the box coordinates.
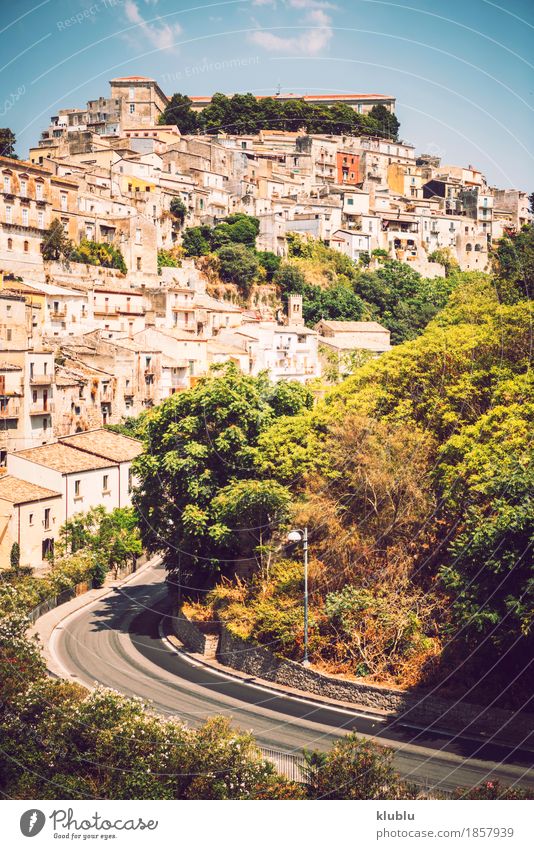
[287,526,310,667]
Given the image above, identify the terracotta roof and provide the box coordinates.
[316,320,389,333]
[0,475,60,504]
[59,429,142,463]
[15,443,114,473]
[111,76,155,82]
[190,93,393,102]
[0,362,22,371]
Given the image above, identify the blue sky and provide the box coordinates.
[2,0,533,189]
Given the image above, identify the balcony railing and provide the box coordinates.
[0,403,20,418]
[29,374,53,385]
[29,401,54,415]
[50,306,67,318]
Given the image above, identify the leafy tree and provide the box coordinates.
[216,243,259,296]
[161,93,198,133]
[10,542,20,570]
[68,239,127,273]
[0,128,17,158]
[369,103,400,140]
[257,250,281,281]
[303,733,409,799]
[158,248,179,272]
[0,615,46,708]
[41,218,72,261]
[133,365,310,584]
[181,225,212,256]
[492,223,534,301]
[428,247,459,276]
[169,196,187,225]
[274,262,307,292]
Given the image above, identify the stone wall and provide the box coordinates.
[173,609,207,655]
[216,625,534,749]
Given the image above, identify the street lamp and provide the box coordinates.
[287,527,310,667]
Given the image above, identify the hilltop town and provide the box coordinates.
[0,75,530,570]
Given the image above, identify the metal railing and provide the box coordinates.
[259,746,305,783]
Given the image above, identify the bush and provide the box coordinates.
[216,243,259,296]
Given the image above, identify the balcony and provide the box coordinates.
[0,402,20,418]
[50,306,67,318]
[29,374,52,385]
[29,401,54,415]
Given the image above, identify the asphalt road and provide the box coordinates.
[53,562,534,794]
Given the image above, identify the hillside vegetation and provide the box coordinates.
[141,224,534,706]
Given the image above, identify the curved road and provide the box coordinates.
[52,562,534,793]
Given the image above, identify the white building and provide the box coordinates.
[331,229,371,261]
[0,476,62,567]
[7,429,142,534]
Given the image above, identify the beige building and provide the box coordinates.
[0,476,62,568]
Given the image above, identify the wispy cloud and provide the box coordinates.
[249,2,334,55]
[124,0,182,52]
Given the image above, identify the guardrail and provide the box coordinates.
[258,746,305,783]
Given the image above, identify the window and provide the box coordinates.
[128,468,133,493]
[38,210,44,229]
[7,237,12,250]
[32,390,37,403]
[129,103,135,114]
[3,175,11,192]
[60,193,67,211]
[22,207,28,226]
[20,179,27,197]
[136,257,141,270]
[23,240,29,253]
[102,474,109,492]
[74,479,81,497]
[44,508,50,530]
[29,513,34,526]
[6,329,11,341]
[43,417,48,431]
[129,86,135,100]
[347,198,354,205]
[5,204,12,223]
[135,228,141,244]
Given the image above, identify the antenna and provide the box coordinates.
[276,80,281,97]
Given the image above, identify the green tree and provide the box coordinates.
[0,128,17,158]
[169,196,187,226]
[162,93,198,133]
[257,250,281,281]
[41,218,72,261]
[303,733,409,799]
[10,542,20,570]
[369,103,400,140]
[181,226,212,256]
[133,365,310,584]
[216,243,259,296]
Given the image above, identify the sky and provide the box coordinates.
[1,0,533,189]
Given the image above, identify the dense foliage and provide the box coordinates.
[279,234,458,342]
[0,128,17,158]
[69,239,127,273]
[162,93,400,140]
[181,227,534,705]
[133,365,313,585]
[0,619,300,800]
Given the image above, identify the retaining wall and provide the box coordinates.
[174,609,533,749]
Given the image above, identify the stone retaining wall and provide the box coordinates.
[173,610,207,654]
[215,623,534,749]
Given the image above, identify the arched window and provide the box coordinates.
[474,243,482,251]
[465,243,472,252]
[23,240,29,253]
[7,238,12,250]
